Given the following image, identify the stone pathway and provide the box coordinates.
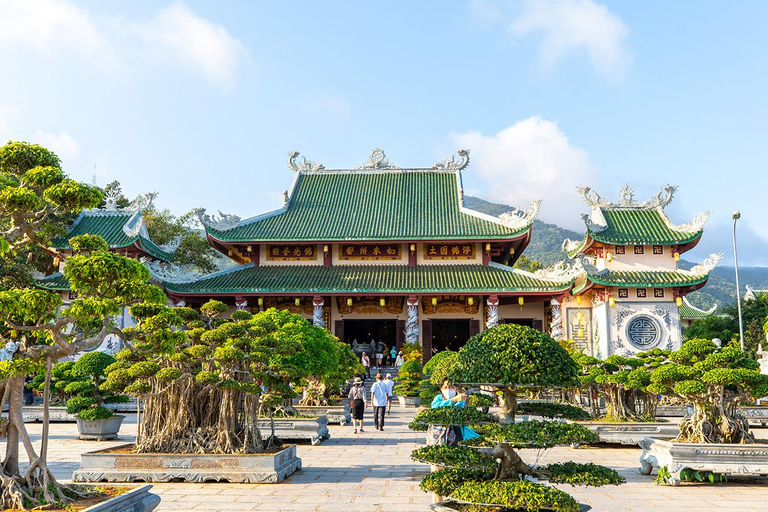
[12,409,768,511]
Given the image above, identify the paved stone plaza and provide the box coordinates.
[14,410,768,512]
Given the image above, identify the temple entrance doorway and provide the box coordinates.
[342,319,397,354]
[430,319,471,354]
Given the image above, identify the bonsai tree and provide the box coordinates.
[399,341,422,362]
[64,352,128,422]
[574,350,667,421]
[450,324,580,422]
[394,359,422,397]
[409,394,623,510]
[102,305,341,453]
[30,361,76,405]
[0,142,162,510]
[648,339,768,443]
[297,334,363,407]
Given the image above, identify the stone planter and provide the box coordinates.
[429,500,591,511]
[23,405,77,422]
[258,415,330,445]
[73,444,301,484]
[574,421,678,445]
[656,406,692,417]
[741,406,768,427]
[292,404,351,425]
[81,484,160,512]
[105,399,139,413]
[77,415,125,441]
[638,437,768,485]
[397,395,421,408]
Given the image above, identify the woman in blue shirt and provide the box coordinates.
[427,378,480,445]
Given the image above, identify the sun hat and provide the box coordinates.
[353,377,363,385]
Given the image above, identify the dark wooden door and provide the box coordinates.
[396,320,405,349]
[532,319,544,333]
[421,320,432,363]
[334,320,344,341]
[469,320,480,337]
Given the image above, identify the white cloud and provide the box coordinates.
[470,0,630,79]
[33,130,81,162]
[450,116,599,230]
[0,0,247,89]
[132,2,248,88]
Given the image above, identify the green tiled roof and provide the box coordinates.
[52,211,174,261]
[208,172,530,242]
[164,262,572,295]
[679,298,717,320]
[589,209,702,246]
[579,269,709,290]
[34,272,70,291]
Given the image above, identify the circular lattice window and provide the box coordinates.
[626,315,661,349]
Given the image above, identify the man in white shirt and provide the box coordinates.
[384,374,395,415]
[370,373,391,430]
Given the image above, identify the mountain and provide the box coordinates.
[465,195,768,309]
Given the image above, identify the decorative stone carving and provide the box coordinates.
[141,258,202,284]
[127,193,158,212]
[192,208,241,231]
[577,184,678,210]
[73,444,301,484]
[549,299,564,339]
[257,416,330,446]
[498,200,541,231]
[533,259,584,283]
[355,148,400,170]
[638,437,768,485]
[122,213,146,238]
[757,344,768,375]
[291,404,351,425]
[581,210,608,233]
[406,296,420,344]
[431,149,470,172]
[575,254,607,276]
[611,306,633,327]
[0,341,19,362]
[575,421,679,445]
[687,253,723,276]
[660,209,711,234]
[486,296,499,330]
[287,151,325,173]
[158,236,182,253]
[312,297,325,328]
[561,238,584,254]
[235,299,248,311]
[654,304,675,329]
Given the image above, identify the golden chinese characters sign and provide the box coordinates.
[424,243,475,260]
[339,244,400,261]
[267,245,317,261]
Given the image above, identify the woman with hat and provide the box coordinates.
[348,376,367,434]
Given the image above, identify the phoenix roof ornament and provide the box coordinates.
[577,184,679,210]
[432,149,470,172]
[288,151,325,173]
[498,200,541,230]
[193,208,241,231]
[687,253,723,276]
[141,258,202,284]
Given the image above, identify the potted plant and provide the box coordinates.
[395,360,423,407]
[65,352,129,440]
[571,350,679,444]
[639,339,768,485]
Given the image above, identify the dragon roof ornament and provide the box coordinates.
[577,184,678,210]
[533,259,585,283]
[659,209,710,234]
[141,258,202,284]
[581,209,608,233]
[432,149,470,172]
[288,151,325,173]
[562,237,585,254]
[575,253,608,276]
[193,207,241,232]
[686,253,723,276]
[158,236,182,253]
[498,200,541,231]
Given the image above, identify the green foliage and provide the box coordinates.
[411,445,497,471]
[423,350,457,377]
[467,393,494,408]
[449,480,580,512]
[425,350,459,385]
[516,402,590,420]
[419,467,494,497]
[465,420,599,448]
[400,341,422,362]
[409,407,494,430]
[543,462,625,487]
[69,234,109,253]
[450,324,579,388]
[76,406,114,421]
[394,360,422,397]
[419,379,441,404]
[64,352,126,420]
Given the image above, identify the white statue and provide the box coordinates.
[758,343,768,376]
[550,299,564,339]
[0,340,19,362]
[406,300,420,344]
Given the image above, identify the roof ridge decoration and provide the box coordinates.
[142,258,208,284]
[498,200,542,231]
[356,148,400,170]
[432,149,470,172]
[158,236,183,253]
[562,237,585,254]
[287,151,325,173]
[577,184,678,211]
[682,296,717,315]
[575,253,608,276]
[658,208,710,234]
[685,253,723,276]
[532,258,585,283]
[193,208,241,232]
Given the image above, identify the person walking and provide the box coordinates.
[375,342,384,368]
[384,373,395,415]
[348,377,367,434]
[389,346,397,366]
[395,350,404,368]
[370,373,390,431]
[361,352,370,378]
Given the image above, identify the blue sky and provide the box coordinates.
[1,0,766,265]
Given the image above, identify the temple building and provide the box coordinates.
[36,149,721,362]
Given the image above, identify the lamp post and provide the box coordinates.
[732,211,745,350]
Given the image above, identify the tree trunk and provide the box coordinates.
[497,386,517,424]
